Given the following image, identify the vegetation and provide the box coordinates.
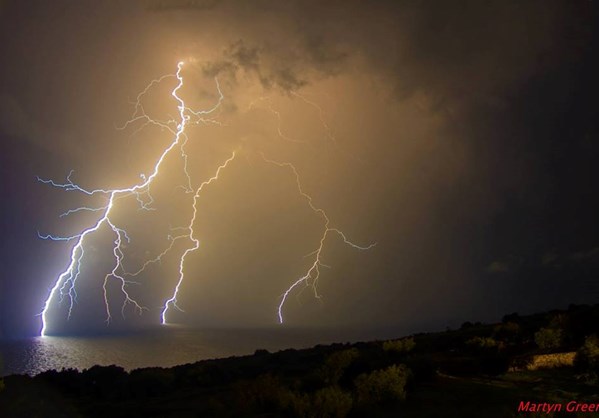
[354,364,410,404]
[310,386,353,418]
[534,326,563,350]
[575,334,599,374]
[466,336,500,349]
[318,348,360,385]
[382,337,415,354]
[2,303,599,417]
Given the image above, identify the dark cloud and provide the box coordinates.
[302,35,349,76]
[227,41,260,71]
[194,1,587,108]
[261,67,307,91]
[201,59,237,79]
[201,40,307,92]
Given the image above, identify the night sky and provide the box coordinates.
[0,0,598,338]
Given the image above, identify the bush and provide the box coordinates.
[383,337,416,354]
[236,376,352,418]
[236,374,284,411]
[534,327,563,350]
[278,389,311,418]
[311,386,353,418]
[320,348,360,385]
[354,364,410,404]
[575,335,599,373]
[549,314,567,329]
[493,321,521,342]
[467,336,499,349]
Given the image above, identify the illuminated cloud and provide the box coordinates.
[0,0,596,336]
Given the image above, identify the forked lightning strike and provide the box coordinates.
[39,61,374,335]
[39,62,231,336]
[161,151,236,324]
[260,155,376,323]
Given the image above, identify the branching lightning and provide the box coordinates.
[39,60,374,336]
[39,62,231,336]
[248,97,304,144]
[259,155,376,323]
[160,151,236,324]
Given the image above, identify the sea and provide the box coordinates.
[0,325,407,377]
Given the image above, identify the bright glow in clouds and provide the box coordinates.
[38,62,374,336]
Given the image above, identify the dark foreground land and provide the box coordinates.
[1,304,599,418]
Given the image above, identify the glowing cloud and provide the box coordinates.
[38,61,374,336]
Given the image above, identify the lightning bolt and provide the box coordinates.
[290,91,337,143]
[39,60,374,335]
[247,96,304,144]
[259,155,376,323]
[160,151,236,324]
[39,62,231,336]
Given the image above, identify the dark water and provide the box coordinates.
[0,326,404,377]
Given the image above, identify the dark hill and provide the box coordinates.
[1,303,599,417]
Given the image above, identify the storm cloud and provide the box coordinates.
[0,0,597,336]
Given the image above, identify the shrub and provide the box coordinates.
[236,374,284,411]
[549,314,567,329]
[354,364,410,404]
[383,337,416,354]
[320,348,360,385]
[534,327,563,350]
[278,388,311,418]
[575,335,599,373]
[311,386,353,418]
[235,376,352,418]
[467,336,499,349]
[493,321,521,342]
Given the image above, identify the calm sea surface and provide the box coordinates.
[0,326,404,377]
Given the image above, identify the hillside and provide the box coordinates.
[1,304,599,417]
